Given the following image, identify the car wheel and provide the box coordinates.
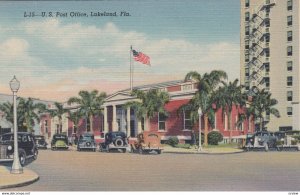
[99,145,103,152]
[138,148,143,154]
[264,143,269,152]
[18,149,26,167]
[157,150,161,154]
[33,149,38,160]
[114,138,124,147]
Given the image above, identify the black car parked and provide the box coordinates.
[77,133,97,151]
[99,131,128,153]
[34,135,48,149]
[0,132,38,166]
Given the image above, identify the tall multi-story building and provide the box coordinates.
[240,0,299,131]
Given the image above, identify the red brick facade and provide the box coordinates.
[39,80,254,144]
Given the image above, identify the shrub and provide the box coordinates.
[166,136,179,147]
[208,131,223,145]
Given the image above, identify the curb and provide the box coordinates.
[164,150,245,155]
[0,167,40,190]
[0,176,39,190]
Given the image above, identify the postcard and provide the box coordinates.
[0,0,299,194]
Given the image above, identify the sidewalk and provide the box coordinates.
[0,166,39,189]
[163,145,244,154]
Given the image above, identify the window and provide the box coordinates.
[245,0,249,7]
[245,82,250,90]
[287,46,293,56]
[183,110,193,130]
[265,48,270,57]
[287,0,293,11]
[264,63,270,72]
[265,34,270,42]
[265,19,270,27]
[158,112,167,131]
[287,91,293,101]
[223,113,228,131]
[44,120,48,133]
[245,40,249,49]
[245,26,250,36]
[287,16,292,26]
[245,12,250,21]
[287,61,293,71]
[264,77,270,87]
[287,107,293,116]
[287,76,293,86]
[245,54,249,62]
[287,31,292,41]
[86,118,90,132]
[182,84,193,91]
[245,67,249,76]
[141,117,145,131]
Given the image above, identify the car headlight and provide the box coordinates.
[7,145,12,151]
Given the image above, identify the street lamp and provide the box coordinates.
[198,107,202,152]
[10,76,23,174]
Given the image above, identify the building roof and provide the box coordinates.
[120,80,184,92]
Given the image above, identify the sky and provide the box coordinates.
[0,0,241,102]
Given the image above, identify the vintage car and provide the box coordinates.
[51,134,69,150]
[275,131,300,151]
[0,132,38,166]
[99,131,128,153]
[77,133,97,151]
[245,131,277,151]
[131,132,163,154]
[34,135,48,149]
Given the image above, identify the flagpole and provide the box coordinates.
[130,45,132,91]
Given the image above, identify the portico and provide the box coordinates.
[102,91,143,138]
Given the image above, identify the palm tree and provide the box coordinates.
[0,98,46,133]
[213,79,245,143]
[67,90,107,133]
[67,109,82,134]
[18,97,46,133]
[179,70,227,146]
[247,88,280,131]
[48,102,68,134]
[0,102,14,125]
[124,89,170,132]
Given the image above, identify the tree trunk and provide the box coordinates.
[204,114,209,146]
[89,115,94,133]
[228,111,232,144]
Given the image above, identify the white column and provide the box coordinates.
[127,107,131,137]
[112,105,117,131]
[103,106,108,133]
[138,120,142,134]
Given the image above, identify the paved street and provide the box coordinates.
[7,149,300,191]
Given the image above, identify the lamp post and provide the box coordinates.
[198,107,202,152]
[10,76,23,174]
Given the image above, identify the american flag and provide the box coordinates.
[132,49,151,66]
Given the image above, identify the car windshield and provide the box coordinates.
[54,135,67,140]
[81,136,93,141]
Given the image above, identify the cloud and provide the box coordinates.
[0,19,240,101]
